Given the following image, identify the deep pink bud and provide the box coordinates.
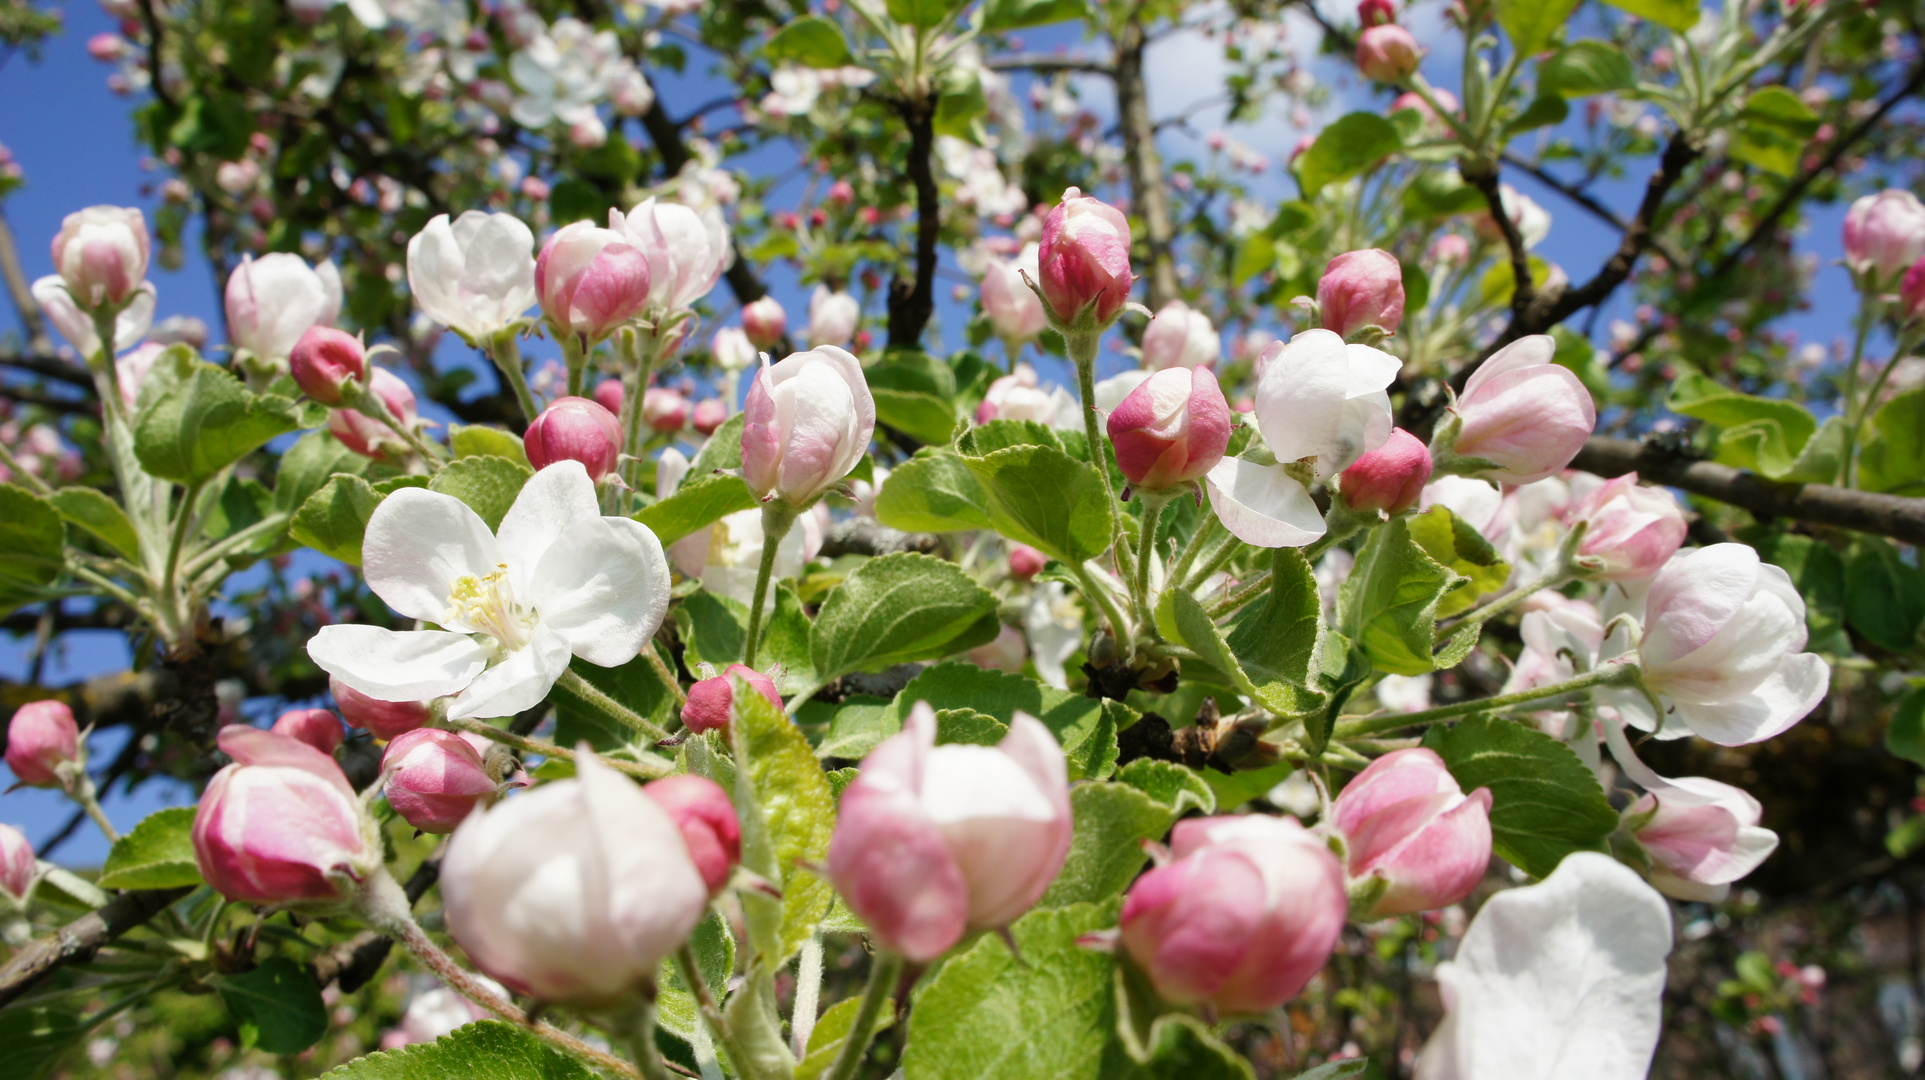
[1567,472,1687,582]
[330,675,432,741]
[742,296,788,351]
[1339,428,1431,514]
[0,823,33,901]
[1358,0,1396,25]
[1037,187,1134,331]
[643,387,689,433]
[524,396,623,481]
[1107,366,1232,491]
[1008,543,1047,581]
[1317,249,1406,339]
[535,222,652,341]
[681,664,783,734]
[1844,189,1925,283]
[382,728,501,834]
[1356,24,1421,83]
[692,398,727,436]
[1903,254,1925,320]
[1450,335,1596,484]
[1120,815,1345,1014]
[593,378,625,415]
[826,179,855,207]
[328,368,420,461]
[643,774,741,895]
[290,326,368,406]
[271,708,344,756]
[1327,748,1492,917]
[6,700,80,789]
[193,725,378,905]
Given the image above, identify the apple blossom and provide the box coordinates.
[1008,543,1047,580]
[6,699,79,789]
[115,342,164,411]
[643,773,741,894]
[691,398,727,435]
[742,345,876,506]
[713,326,759,372]
[226,253,335,365]
[307,462,671,721]
[290,326,368,406]
[1446,335,1596,484]
[0,823,32,902]
[1119,814,1346,1014]
[1358,0,1396,25]
[981,243,1047,345]
[827,703,1072,961]
[1139,300,1218,370]
[523,395,623,481]
[644,387,689,432]
[271,708,344,756]
[1107,365,1232,492]
[1317,249,1406,339]
[1844,188,1925,284]
[440,753,710,1004]
[406,212,539,340]
[615,197,730,312]
[1094,369,1153,416]
[382,728,509,834]
[1565,473,1686,581]
[33,274,153,360]
[1339,428,1432,514]
[534,221,652,342]
[741,295,788,351]
[806,285,860,348]
[1357,24,1420,83]
[1037,187,1133,332]
[328,368,419,461]
[1601,719,1778,902]
[1326,748,1492,916]
[593,378,624,415]
[330,676,431,741]
[681,663,783,733]
[977,363,1079,427]
[51,205,149,308]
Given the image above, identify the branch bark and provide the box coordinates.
[1114,19,1179,310]
[886,96,940,350]
[0,886,192,1008]
[0,210,52,355]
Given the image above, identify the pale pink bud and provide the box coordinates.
[643,774,741,894]
[290,326,368,406]
[192,725,378,905]
[1844,189,1925,283]
[1008,543,1047,580]
[523,396,622,481]
[826,179,855,207]
[1391,88,1457,127]
[1139,300,1218,370]
[115,342,164,410]
[1903,254,1925,320]
[593,378,625,415]
[713,327,759,372]
[1317,249,1406,339]
[5,700,79,789]
[87,32,125,60]
[1629,778,1776,903]
[981,245,1047,344]
[806,285,860,348]
[1120,815,1346,1014]
[1358,0,1396,26]
[826,703,1072,961]
[1339,428,1431,513]
[644,387,689,432]
[1428,233,1471,266]
[742,346,877,506]
[742,295,788,351]
[382,728,499,834]
[1451,335,1596,484]
[328,368,419,461]
[966,623,1028,673]
[535,222,652,341]
[1356,24,1420,83]
[1107,366,1232,491]
[1327,748,1492,917]
[51,205,150,308]
[330,675,432,741]
[271,708,344,756]
[0,823,33,901]
[1567,472,1686,581]
[1037,187,1133,331]
[615,197,728,312]
[680,664,782,734]
[692,398,727,435]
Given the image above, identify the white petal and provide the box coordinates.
[1254,329,1349,464]
[657,447,690,499]
[1669,652,1829,746]
[530,517,671,667]
[1204,459,1326,549]
[496,461,602,596]
[363,488,502,625]
[446,625,574,720]
[1462,334,1555,400]
[307,625,488,700]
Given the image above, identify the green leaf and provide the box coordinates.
[98,807,202,890]
[450,424,531,468]
[1539,40,1635,96]
[0,1004,87,1080]
[883,661,1120,780]
[1667,371,1819,479]
[50,487,140,560]
[810,553,1000,681]
[1338,517,1464,677]
[1402,171,1489,220]
[0,484,66,605]
[634,473,759,545]
[1477,255,1555,309]
[428,455,533,531]
[289,475,416,566]
[1202,758,1294,812]
[1505,94,1569,137]
[658,912,736,1042]
[1407,506,1510,618]
[808,694,895,760]
[730,678,837,964]
[1599,0,1699,31]
[689,411,748,475]
[1859,387,1925,495]
[796,995,898,1080]
[553,648,682,750]
[680,586,818,694]
[1116,759,1216,817]
[215,957,328,1055]
[963,445,1115,565]
[1424,715,1618,879]
[133,362,299,486]
[1845,538,1925,654]
[1225,547,1325,695]
[202,476,278,556]
[1496,0,1577,56]
[867,357,961,446]
[318,1019,595,1079]
[885,0,962,28]
[1732,86,1821,178]
[1296,112,1402,198]
[958,420,1061,456]
[875,448,993,533]
[1037,784,1178,906]
[271,430,373,515]
[936,707,1008,745]
[981,0,1087,31]
[1170,589,1307,719]
[1888,686,1925,768]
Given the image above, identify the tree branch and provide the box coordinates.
[0,886,192,1008]
[0,350,94,388]
[985,54,1112,75]
[1462,159,1537,325]
[1114,20,1179,308]
[886,96,940,349]
[0,210,52,354]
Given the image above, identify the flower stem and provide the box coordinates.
[744,503,797,670]
[1067,560,1132,645]
[1334,664,1636,740]
[822,950,902,1080]
[675,944,756,1080]
[791,933,824,1059]
[621,997,676,1080]
[487,331,542,424]
[1838,287,1877,487]
[69,773,119,843]
[554,668,670,742]
[1432,570,1574,645]
[1166,514,1224,591]
[644,642,689,710]
[443,716,673,779]
[1132,495,1168,631]
[1064,331,1128,565]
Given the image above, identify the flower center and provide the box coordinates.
[445,564,534,652]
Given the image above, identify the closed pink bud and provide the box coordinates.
[382,728,501,834]
[1037,187,1133,332]
[1339,428,1431,513]
[827,703,1071,961]
[1629,778,1777,903]
[0,823,33,901]
[644,387,689,432]
[742,295,788,351]
[330,675,432,741]
[692,398,727,436]
[536,222,652,341]
[290,326,368,406]
[807,286,860,348]
[1903,255,1925,320]
[328,368,420,461]
[713,327,759,372]
[1107,366,1232,491]
[51,205,149,308]
[87,32,125,60]
[981,245,1047,344]
[1358,0,1396,25]
[826,179,855,207]
[1120,815,1346,1014]
[1139,300,1218,370]
[1327,748,1491,917]
[524,396,622,481]
[193,725,379,906]
[6,700,79,789]
[593,378,625,415]
[644,774,741,894]
[1844,189,1925,283]
[271,708,344,756]
[1567,472,1686,581]
[1008,543,1047,580]
[1450,335,1596,484]
[1428,233,1471,266]
[1317,249,1406,339]
[742,346,877,506]
[1356,24,1420,83]
[681,664,782,734]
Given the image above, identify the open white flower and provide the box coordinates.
[308,462,669,721]
[406,211,538,341]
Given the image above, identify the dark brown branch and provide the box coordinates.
[0,886,192,1008]
[0,383,96,414]
[1115,19,1179,308]
[1499,150,1689,268]
[0,211,52,354]
[1462,159,1538,326]
[0,351,94,388]
[985,54,1113,75]
[886,96,940,350]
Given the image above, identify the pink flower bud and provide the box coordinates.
[713,327,759,372]
[1566,473,1686,581]
[1339,428,1431,513]
[1120,815,1346,1014]
[1629,777,1776,903]
[535,222,652,342]
[1327,748,1492,917]
[593,378,625,415]
[328,368,420,461]
[6,700,79,789]
[1107,366,1232,492]
[51,205,150,308]
[1450,335,1596,484]
[806,286,860,348]
[827,703,1071,961]
[692,398,727,436]
[382,728,501,834]
[1317,249,1406,339]
[1844,189,1925,283]
[0,823,33,901]
[87,32,125,60]
[271,708,344,756]
[1356,24,1421,83]
[644,387,689,433]
[1139,300,1219,370]
[742,346,877,506]
[193,725,379,905]
[1358,0,1396,25]
[681,664,782,734]
[742,295,788,351]
[981,244,1047,344]
[1428,233,1471,266]
[1391,88,1457,128]
[523,396,623,481]
[1008,543,1047,580]
[966,623,1028,673]
[330,675,432,741]
[290,326,368,406]
[643,774,741,894]
[1037,187,1133,332]
[826,179,855,207]
[1903,254,1925,320]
